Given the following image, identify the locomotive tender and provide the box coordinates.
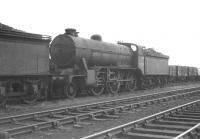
[0,26,51,104]
[0,24,199,104]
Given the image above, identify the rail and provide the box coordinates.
[0,86,199,138]
[81,99,200,139]
[174,123,200,139]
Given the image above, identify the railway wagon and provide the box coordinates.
[169,65,191,82]
[169,65,177,82]
[0,28,51,104]
[177,66,188,81]
[187,67,198,81]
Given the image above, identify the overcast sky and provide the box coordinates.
[1,0,200,67]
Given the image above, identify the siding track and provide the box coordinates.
[0,87,200,139]
[81,99,200,139]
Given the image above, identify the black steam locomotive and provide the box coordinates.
[0,24,199,104]
[50,29,170,98]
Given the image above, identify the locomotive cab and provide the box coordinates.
[117,42,140,68]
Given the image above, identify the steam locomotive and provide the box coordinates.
[50,29,169,98]
[0,24,199,104]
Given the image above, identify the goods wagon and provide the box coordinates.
[169,65,198,82]
[0,28,51,104]
[169,65,177,82]
[177,66,188,78]
[169,65,176,76]
[169,65,188,82]
[187,67,198,80]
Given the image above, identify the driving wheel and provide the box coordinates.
[106,81,119,94]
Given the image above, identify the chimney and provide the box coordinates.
[65,28,79,37]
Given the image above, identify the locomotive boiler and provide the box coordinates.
[50,29,135,68]
[50,29,140,98]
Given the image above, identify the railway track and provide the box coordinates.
[81,99,200,139]
[0,86,200,139]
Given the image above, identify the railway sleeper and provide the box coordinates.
[130,127,182,136]
[183,110,200,113]
[73,121,92,128]
[48,113,66,119]
[73,124,83,128]
[180,112,200,116]
[11,118,30,126]
[153,119,198,126]
[163,116,200,122]
[89,114,108,121]
[122,132,174,139]
[145,123,192,131]
[75,109,92,113]
[103,114,120,119]
[32,117,50,122]
[97,106,113,109]
[114,107,136,114]
[65,111,85,115]
[120,110,136,114]
[172,113,200,119]
[85,108,101,111]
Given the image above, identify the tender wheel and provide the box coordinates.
[65,83,77,99]
[0,88,7,107]
[147,78,153,89]
[106,81,120,94]
[163,78,168,86]
[89,85,104,96]
[126,79,137,91]
[157,78,162,88]
[23,83,39,104]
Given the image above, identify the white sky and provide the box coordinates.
[1,0,200,67]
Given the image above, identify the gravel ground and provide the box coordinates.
[0,82,200,118]
[15,92,200,139]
